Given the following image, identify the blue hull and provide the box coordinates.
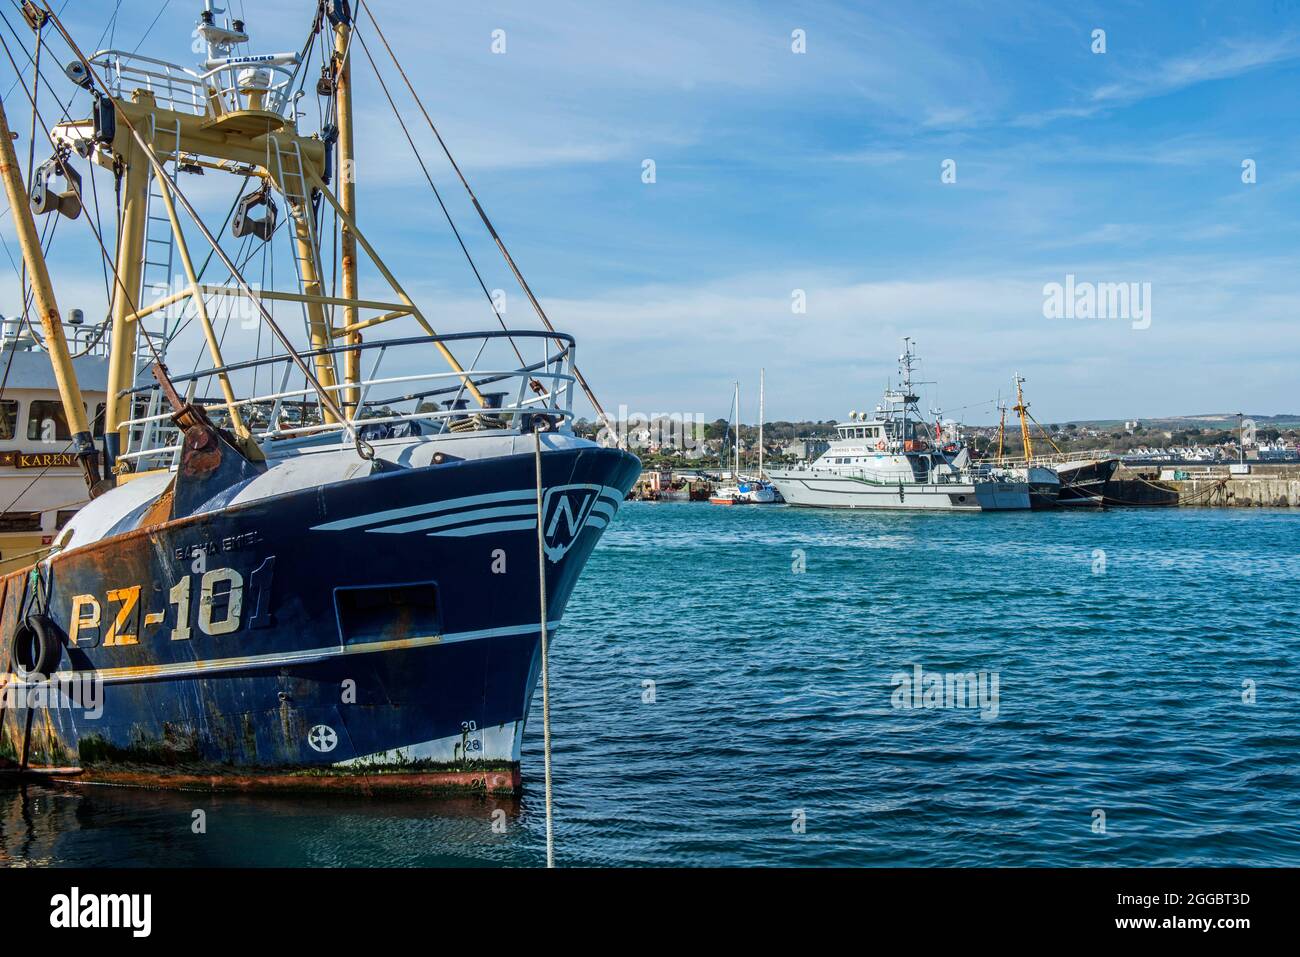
[0,445,639,791]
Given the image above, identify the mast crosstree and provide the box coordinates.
[24,0,495,473]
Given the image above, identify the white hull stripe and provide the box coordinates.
[430,519,537,537]
[427,493,623,539]
[311,489,535,532]
[374,504,537,534]
[314,486,624,538]
[26,620,562,686]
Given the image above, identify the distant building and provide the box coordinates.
[783,437,829,461]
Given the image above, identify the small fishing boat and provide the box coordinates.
[994,375,1115,508]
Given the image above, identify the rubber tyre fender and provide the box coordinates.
[11,614,61,679]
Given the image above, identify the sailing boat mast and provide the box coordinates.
[996,400,1007,462]
[733,381,740,479]
[758,368,764,480]
[0,96,106,494]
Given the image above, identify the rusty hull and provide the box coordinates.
[0,444,641,796]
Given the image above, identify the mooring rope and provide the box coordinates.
[533,424,555,868]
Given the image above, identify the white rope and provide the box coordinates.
[533,425,555,868]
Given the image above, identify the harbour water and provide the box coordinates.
[3,503,1299,867]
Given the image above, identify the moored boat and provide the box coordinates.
[767,340,1030,511]
[709,479,779,505]
[0,2,638,793]
[990,375,1118,508]
[708,377,781,505]
[0,317,109,573]
[1055,456,1119,506]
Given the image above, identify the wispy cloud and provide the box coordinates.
[388,256,1300,422]
[1091,35,1300,105]
[1016,34,1300,126]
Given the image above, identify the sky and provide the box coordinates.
[2,0,1299,426]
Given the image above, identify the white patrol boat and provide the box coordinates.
[767,340,1030,511]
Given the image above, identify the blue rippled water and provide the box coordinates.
[3,503,1298,866]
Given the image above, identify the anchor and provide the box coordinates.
[232,183,278,241]
[29,150,82,220]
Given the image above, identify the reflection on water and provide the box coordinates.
[0,782,540,867]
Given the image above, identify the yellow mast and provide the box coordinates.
[332,6,361,417]
[1013,374,1033,460]
[0,95,107,494]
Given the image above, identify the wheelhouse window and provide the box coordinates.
[92,402,106,438]
[0,511,40,532]
[0,400,16,439]
[27,400,72,441]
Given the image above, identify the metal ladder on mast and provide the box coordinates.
[269,136,323,294]
[141,115,182,331]
[270,136,336,418]
[130,116,183,465]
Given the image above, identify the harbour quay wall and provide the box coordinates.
[1175,476,1300,507]
[1114,464,1300,507]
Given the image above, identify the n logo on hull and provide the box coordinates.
[541,484,601,562]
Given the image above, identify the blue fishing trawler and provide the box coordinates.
[0,2,637,793]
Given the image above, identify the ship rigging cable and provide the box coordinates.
[352,26,529,371]
[0,20,172,376]
[127,0,171,57]
[359,3,624,446]
[39,2,374,460]
[2,3,360,455]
